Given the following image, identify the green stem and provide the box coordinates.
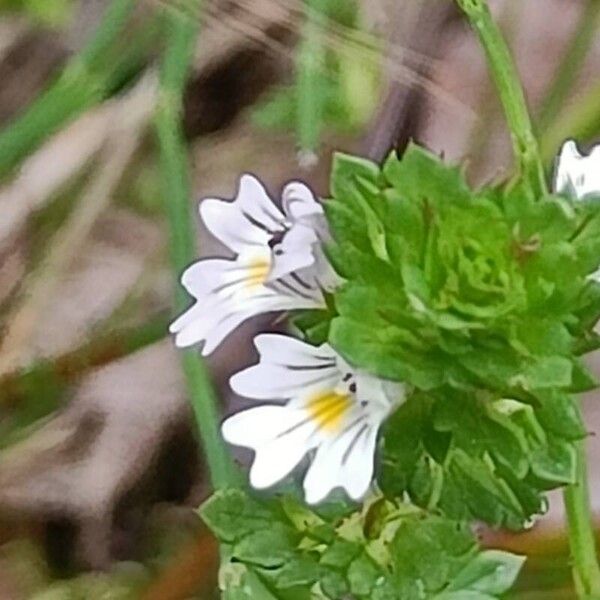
[0,0,137,177]
[155,2,235,489]
[563,438,600,599]
[296,0,327,160]
[540,79,600,165]
[537,0,600,132]
[455,0,546,198]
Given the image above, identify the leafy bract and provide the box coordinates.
[201,489,524,600]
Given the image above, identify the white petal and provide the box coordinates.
[230,334,340,399]
[236,174,287,230]
[170,253,324,353]
[250,442,308,489]
[303,421,379,504]
[172,288,322,354]
[254,334,336,367]
[554,140,600,200]
[222,405,300,448]
[222,405,318,489]
[176,254,269,300]
[201,198,271,255]
[200,175,287,255]
[267,224,319,281]
[309,244,345,292]
[231,362,340,400]
[282,181,323,221]
[355,371,405,415]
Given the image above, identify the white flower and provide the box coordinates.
[554,140,600,200]
[169,175,340,355]
[222,334,404,504]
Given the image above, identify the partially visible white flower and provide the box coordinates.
[170,175,340,355]
[222,334,404,504]
[554,140,600,200]
[554,140,600,283]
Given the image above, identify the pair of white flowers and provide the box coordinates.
[169,174,404,503]
[170,140,600,504]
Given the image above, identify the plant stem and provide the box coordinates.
[540,79,600,165]
[457,2,600,597]
[155,2,235,490]
[563,438,600,599]
[296,0,327,163]
[0,0,137,177]
[537,0,600,133]
[455,0,546,198]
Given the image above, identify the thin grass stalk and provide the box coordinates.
[296,0,327,164]
[0,0,137,177]
[537,0,600,133]
[155,1,235,490]
[540,79,600,165]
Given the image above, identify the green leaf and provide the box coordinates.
[274,558,321,589]
[201,489,275,543]
[234,525,296,568]
[445,550,525,595]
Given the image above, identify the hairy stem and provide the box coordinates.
[155,2,235,489]
[455,0,546,198]
[563,438,600,599]
[537,0,600,132]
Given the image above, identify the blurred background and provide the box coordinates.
[0,0,598,597]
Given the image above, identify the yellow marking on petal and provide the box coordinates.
[307,392,352,433]
[245,258,270,289]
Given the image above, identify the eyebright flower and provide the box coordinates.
[554,140,600,200]
[222,334,404,504]
[169,175,339,355]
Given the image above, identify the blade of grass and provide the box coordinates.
[540,79,600,165]
[537,0,600,133]
[296,0,327,166]
[155,0,236,490]
[0,0,140,177]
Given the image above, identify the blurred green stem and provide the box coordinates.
[537,0,600,133]
[541,79,600,165]
[563,438,600,599]
[155,2,235,489]
[296,0,327,161]
[0,0,137,177]
[456,0,546,198]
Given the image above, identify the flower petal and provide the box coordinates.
[172,290,322,354]
[230,334,340,399]
[201,198,271,255]
[222,405,318,489]
[253,333,336,367]
[267,223,319,281]
[282,181,323,221]
[303,421,379,504]
[554,140,600,200]
[355,371,405,413]
[236,174,287,230]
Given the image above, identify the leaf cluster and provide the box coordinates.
[300,144,600,528]
[201,488,524,600]
[325,145,600,394]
